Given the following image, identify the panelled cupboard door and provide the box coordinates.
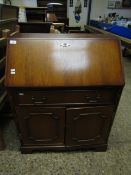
[16,107,65,145]
[66,106,114,146]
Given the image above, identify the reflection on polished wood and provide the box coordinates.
[5,33,124,87]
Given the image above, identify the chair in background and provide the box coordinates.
[46,12,58,22]
[46,12,64,33]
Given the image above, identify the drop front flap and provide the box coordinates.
[5,34,125,87]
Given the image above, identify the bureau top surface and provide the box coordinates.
[4,33,120,39]
[5,34,124,87]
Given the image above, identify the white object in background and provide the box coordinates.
[0,0,4,4]
[23,0,37,7]
[125,21,131,28]
[47,3,63,5]
[18,7,27,23]
[11,0,37,7]
[74,0,82,23]
[68,0,89,30]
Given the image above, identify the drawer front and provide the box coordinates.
[14,89,117,105]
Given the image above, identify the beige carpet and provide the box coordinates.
[0,57,131,175]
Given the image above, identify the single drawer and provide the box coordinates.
[13,89,117,105]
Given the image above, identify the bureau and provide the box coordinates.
[5,33,125,153]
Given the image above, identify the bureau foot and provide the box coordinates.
[20,147,33,154]
[94,145,107,152]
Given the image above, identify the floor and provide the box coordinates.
[0,57,131,175]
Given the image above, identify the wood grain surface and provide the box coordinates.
[5,34,125,87]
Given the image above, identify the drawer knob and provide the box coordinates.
[31,96,47,104]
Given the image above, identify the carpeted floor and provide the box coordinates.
[0,57,131,175]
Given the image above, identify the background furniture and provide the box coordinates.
[0,4,18,150]
[0,4,18,36]
[86,20,131,56]
[24,1,68,25]
[52,22,64,32]
[46,12,58,22]
[90,20,131,39]
[25,7,47,22]
[5,33,124,153]
[37,0,67,19]
[21,7,68,33]
[65,26,81,33]
[37,0,69,28]
[19,22,52,33]
[85,24,131,43]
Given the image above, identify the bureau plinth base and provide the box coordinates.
[20,144,108,154]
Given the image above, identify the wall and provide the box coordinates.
[0,0,3,4]
[90,0,106,19]
[11,0,37,7]
[67,0,89,29]
[90,0,131,19]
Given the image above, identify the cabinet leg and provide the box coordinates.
[20,147,33,154]
[94,145,107,152]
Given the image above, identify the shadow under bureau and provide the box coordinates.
[5,33,125,153]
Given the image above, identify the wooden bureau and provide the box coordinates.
[5,34,125,153]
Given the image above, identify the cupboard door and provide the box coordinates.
[66,106,114,146]
[16,107,65,145]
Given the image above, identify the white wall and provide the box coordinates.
[106,8,131,18]
[11,0,37,7]
[0,0,4,4]
[90,0,106,19]
[67,0,89,29]
[91,0,131,19]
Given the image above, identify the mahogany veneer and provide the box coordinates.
[5,34,124,153]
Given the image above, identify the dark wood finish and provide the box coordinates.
[66,106,113,146]
[25,7,47,22]
[5,34,124,153]
[13,89,117,105]
[16,107,65,145]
